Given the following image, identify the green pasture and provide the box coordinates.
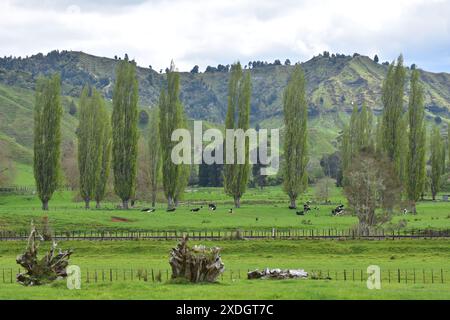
[0,240,449,299]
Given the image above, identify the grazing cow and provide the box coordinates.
[166,208,176,212]
[141,208,155,213]
[303,203,311,213]
[190,208,201,212]
[332,205,344,216]
[403,208,408,215]
[296,211,305,216]
[209,204,217,211]
[228,208,233,214]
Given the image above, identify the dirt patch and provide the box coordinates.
[111,216,132,223]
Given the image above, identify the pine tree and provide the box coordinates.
[406,69,426,213]
[223,62,252,208]
[430,126,444,200]
[112,57,139,209]
[282,65,308,208]
[159,61,189,209]
[148,108,161,208]
[33,74,63,211]
[381,55,406,180]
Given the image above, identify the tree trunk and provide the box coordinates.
[290,198,296,209]
[411,201,417,214]
[167,196,174,209]
[85,199,90,209]
[42,200,49,211]
[122,200,129,210]
[234,196,241,208]
[151,192,156,208]
[95,200,101,209]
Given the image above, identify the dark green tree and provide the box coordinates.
[112,57,139,209]
[33,74,63,210]
[148,108,161,208]
[282,65,308,208]
[223,62,252,208]
[381,55,406,180]
[159,61,190,209]
[406,69,426,213]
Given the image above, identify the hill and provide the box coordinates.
[1,50,450,185]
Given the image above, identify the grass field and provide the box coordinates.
[0,186,449,300]
[0,187,449,232]
[0,240,449,299]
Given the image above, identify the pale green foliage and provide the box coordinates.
[95,93,111,207]
[77,86,107,207]
[159,62,189,208]
[430,126,444,200]
[33,74,62,210]
[381,55,406,178]
[406,69,426,210]
[340,103,374,178]
[148,108,161,207]
[223,62,252,208]
[282,65,308,207]
[112,58,139,208]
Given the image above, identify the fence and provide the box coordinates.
[0,228,449,241]
[1,267,448,285]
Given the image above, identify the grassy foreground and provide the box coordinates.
[0,239,449,299]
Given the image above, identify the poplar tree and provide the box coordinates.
[159,61,189,209]
[148,108,161,208]
[94,94,112,209]
[34,74,62,211]
[381,55,406,179]
[430,126,444,200]
[406,69,426,213]
[112,57,139,209]
[282,65,308,208]
[223,62,252,208]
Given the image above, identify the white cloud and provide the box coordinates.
[1,0,449,72]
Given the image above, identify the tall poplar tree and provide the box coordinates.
[112,57,139,209]
[34,74,62,211]
[159,61,189,209]
[406,69,426,213]
[148,108,161,208]
[381,55,406,179]
[223,62,252,208]
[282,65,308,208]
[430,126,444,200]
[94,93,112,209]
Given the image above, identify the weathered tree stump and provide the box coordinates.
[16,223,73,286]
[248,268,308,280]
[169,235,224,283]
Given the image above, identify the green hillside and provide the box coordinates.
[1,50,450,186]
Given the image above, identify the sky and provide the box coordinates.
[1,0,449,72]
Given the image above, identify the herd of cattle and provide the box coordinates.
[141,202,345,216]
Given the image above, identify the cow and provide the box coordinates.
[190,208,201,212]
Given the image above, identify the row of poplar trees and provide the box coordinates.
[341,55,447,213]
[33,58,309,210]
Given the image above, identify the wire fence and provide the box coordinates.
[1,267,448,285]
[1,228,449,241]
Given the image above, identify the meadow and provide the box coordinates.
[0,186,449,299]
[1,186,450,233]
[0,240,449,299]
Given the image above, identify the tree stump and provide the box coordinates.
[169,235,224,283]
[16,223,73,286]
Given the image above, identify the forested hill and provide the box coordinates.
[2,50,450,182]
[2,50,450,124]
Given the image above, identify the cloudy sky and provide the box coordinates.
[1,0,449,72]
